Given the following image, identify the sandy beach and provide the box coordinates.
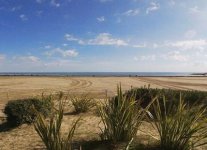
[0,76,207,149]
[0,76,207,113]
[0,76,207,103]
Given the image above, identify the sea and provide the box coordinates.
[0,72,196,77]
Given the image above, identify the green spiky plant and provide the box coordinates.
[34,93,80,150]
[151,94,207,150]
[98,85,155,147]
[70,94,95,113]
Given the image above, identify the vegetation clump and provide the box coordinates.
[126,86,207,107]
[151,95,207,150]
[34,92,80,150]
[34,95,80,150]
[98,85,155,148]
[70,94,95,113]
[4,96,52,126]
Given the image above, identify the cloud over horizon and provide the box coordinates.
[45,48,79,58]
[0,0,207,72]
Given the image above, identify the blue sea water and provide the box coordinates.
[0,72,193,77]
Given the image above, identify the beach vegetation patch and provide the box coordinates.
[151,95,207,150]
[126,86,207,110]
[70,94,95,113]
[4,96,52,126]
[98,85,155,148]
[34,98,80,150]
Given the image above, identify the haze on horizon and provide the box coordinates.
[0,0,207,72]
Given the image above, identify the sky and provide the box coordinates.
[0,0,207,72]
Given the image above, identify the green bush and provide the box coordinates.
[126,86,207,108]
[4,97,52,126]
[70,94,95,113]
[151,95,207,150]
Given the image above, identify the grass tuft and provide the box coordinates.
[151,94,207,150]
[34,94,80,150]
[98,85,155,146]
[70,94,95,113]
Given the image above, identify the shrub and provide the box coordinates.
[34,99,80,150]
[125,86,207,117]
[70,94,95,113]
[151,95,207,150]
[4,96,52,126]
[98,85,155,145]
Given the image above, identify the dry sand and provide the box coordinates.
[0,76,207,149]
[0,76,206,103]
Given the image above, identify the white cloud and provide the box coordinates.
[70,35,148,48]
[65,34,84,44]
[60,49,78,57]
[11,6,21,12]
[97,16,105,22]
[184,30,197,39]
[44,45,51,49]
[123,9,140,16]
[15,55,40,63]
[151,39,207,50]
[162,51,188,62]
[88,33,128,46]
[62,43,68,47]
[65,33,128,46]
[132,43,146,48]
[166,39,207,50]
[65,34,78,41]
[45,48,78,57]
[169,0,175,6]
[134,55,156,61]
[0,54,5,62]
[146,2,160,14]
[19,14,28,21]
[193,60,207,67]
[133,56,138,61]
[44,60,69,67]
[153,43,158,48]
[189,6,201,14]
[50,0,60,7]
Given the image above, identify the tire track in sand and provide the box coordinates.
[134,77,195,90]
[69,78,93,90]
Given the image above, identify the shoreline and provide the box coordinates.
[0,75,206,77]
[0,72,195,77]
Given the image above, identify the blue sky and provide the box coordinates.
[0,0,207,72]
